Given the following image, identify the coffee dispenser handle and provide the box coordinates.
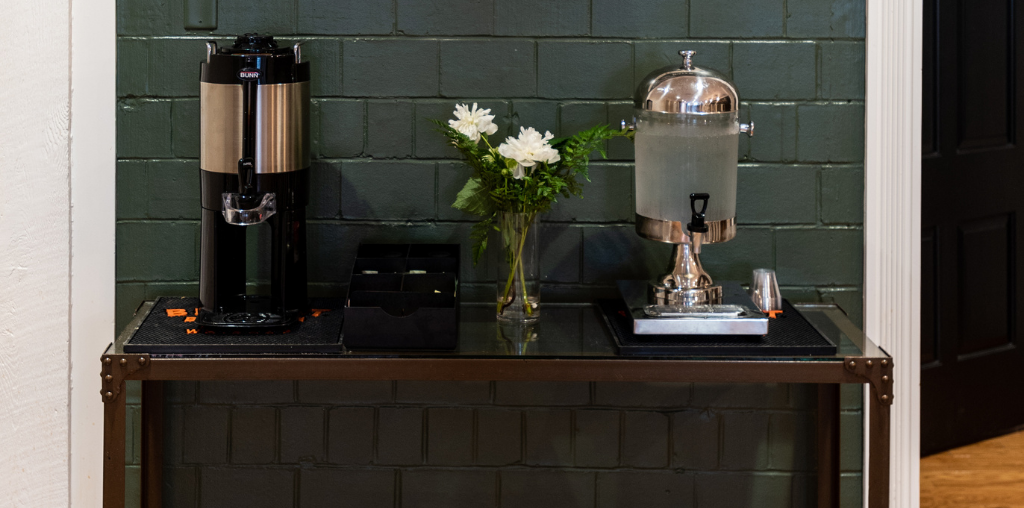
[687,193,709,233]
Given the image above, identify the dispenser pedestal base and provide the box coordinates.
[619,280,768,335]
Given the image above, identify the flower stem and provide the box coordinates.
[497,214,534,317]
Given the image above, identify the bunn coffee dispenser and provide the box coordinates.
[630,50,753,307]
[198,34,310,331]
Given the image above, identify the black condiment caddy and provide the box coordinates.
[342,244,459,350]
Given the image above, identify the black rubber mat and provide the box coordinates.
[598,298,837,356]
[124,297,344,354]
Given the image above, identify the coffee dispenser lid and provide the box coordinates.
[635,50,738,114]
[219,33,293,56]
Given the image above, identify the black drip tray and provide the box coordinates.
[124,297,344,354]
[599,298,837,356]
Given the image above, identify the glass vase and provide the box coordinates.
[493,211,540,321]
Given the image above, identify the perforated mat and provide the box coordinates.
[598,299,837,356]
[124,297,344,354]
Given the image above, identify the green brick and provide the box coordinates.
[819,287,863,327]
[145,160,200,219]
[304,38,343,97]
[787,0,865,39]
[690,0,784,38]
[720,412,769,470]
[593,0,686,38]
[538,42,633,99]
[769,412,815,470]
[144,282,200,299]
[821,165,863,224]
[736,164,817,224]
[582,225,672,283]
[437,162,477,221]
[510,100,559,138]
[397,0,493,35]
[297,0,394,35]
[308,161,342,219]
[341,161,435,220]
[115,282,147,333]
[695,473,792,508]
[117,39,148,97]
[320,100,364,157]
[747,102,797,162]
[596,472,693,508]
[539,225,582,283]
[699,227,774,282]
[548,164,632,223]
[634,41,731,89]
[366,100,414,158]
[306,223,347,283]
[775,228,863,285]
[172,99,199,158]
[733,42,816,101]
[116,221,199,281]
[117,99,172,158]
[797,103,864,162]
[117,0,176,35]
[148,39,206,96]
[841,474,863,508]
[606,102,635,161]
[343,39,439,97]
[117,161,148,220]
[821,41,866,100]
[441,40,537,98]
[214,0,296,35]
[494,0,589,36]
[558,101,609,161]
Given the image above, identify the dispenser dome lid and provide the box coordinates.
[219,33,294,57]
[635,50,738,114]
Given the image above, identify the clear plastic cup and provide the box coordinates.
[750,268,782,312]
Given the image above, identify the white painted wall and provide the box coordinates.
[0,0,73,505]
[1,0,115,506]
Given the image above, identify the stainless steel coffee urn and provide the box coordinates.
[197,34,310,332]
[630,50,754,307]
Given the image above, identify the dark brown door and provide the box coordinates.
[922,0,1024,455]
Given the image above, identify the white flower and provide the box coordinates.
[448,103,499,142]
[497,127,561,179]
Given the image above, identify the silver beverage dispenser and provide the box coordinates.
[631,50,753,307]
[618,50,766,336]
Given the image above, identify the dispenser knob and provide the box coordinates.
[679,50,696,70]
[740,122,755,137]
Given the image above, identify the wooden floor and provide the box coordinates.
[921,430,1024,508]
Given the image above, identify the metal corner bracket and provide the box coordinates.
[100,351,152,403]
[844,356,894,405]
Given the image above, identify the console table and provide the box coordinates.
[101,302,892,508]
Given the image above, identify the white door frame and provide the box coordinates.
[69,0,116,506]
[863,0,922,507]
[62,1,922,506]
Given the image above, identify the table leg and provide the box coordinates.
[141,381,164,508]
[868,385,891,508]
[103,381,127,508]
[817,384,841,508]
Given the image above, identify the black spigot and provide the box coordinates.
[237,157,257,205]
[687,193,709,233]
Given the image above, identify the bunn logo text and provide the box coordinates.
[238,68,260,81]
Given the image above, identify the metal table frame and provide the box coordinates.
[101,302,893,508]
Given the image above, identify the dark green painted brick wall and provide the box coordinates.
[116,0,866,506]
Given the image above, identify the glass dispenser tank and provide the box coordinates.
[630,50,754,306]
